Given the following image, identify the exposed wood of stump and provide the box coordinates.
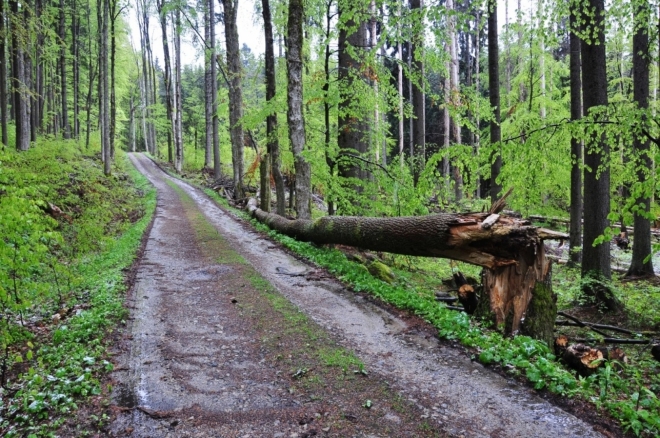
[554,335,569,357]
[246,199,567,342]
[563,344,605,376]
[453,271,478,315]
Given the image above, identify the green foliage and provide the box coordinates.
[0,141,156,436]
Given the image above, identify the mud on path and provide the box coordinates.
[110,153,605,438]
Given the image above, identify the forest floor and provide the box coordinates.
[107,153,610,437]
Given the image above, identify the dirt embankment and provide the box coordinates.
[109,153,607,437]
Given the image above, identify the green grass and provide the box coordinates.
[0,144,156,437]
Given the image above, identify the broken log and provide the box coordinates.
[453,272,478,315]
[246,197,567,344]
[563,344,605,376]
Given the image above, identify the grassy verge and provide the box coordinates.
[0,145,156,437]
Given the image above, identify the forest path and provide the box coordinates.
[109,153,604,437]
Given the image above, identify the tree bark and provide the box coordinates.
[410,0,425,184]
[627,0,653,277]
[580,0,618,310]
[568,7,582,266]
[247,198,565,342]
[337,2,369,189]
[447,0,462,201]
[157,0,174,164]
[0,0,7,146]
[71,0,80,138]
[488,0,502,202]
[287,0,311,219]
[10,0,30,151]
[59,0,71,139]
[262,0,285,215]
[101,0,110,174]
[174,8,184,173]
[323,0,336,215]
[204,5,212,168]
[209,0,220,179]
[221,0,245,199]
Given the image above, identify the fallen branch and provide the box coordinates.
[557,311,610,338]
[555,320,642,336]
[571,338,653,345]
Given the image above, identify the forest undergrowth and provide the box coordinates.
[0,141,156,437]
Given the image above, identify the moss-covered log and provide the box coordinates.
[246,198,566,342]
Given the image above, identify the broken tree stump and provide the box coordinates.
[563,344,605,376]
[245,198,567,344]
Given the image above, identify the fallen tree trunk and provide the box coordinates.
[246,198,567,345]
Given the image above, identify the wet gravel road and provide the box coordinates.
[109,153,605,437]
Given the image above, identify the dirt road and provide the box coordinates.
[110,153,605,437]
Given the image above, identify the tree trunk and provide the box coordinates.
[337,3,369,189]
[174,8,184,173]
[101,0,111,174]
[448,0,462,201]
[72,0,79,138]
[246,198,565,343]
[287,0,311,219]
[0,0,7,146]
[221,0,245,199]
[204,5,212,168]
[59,0,70,139]
[10,0,30,151]
[627,0,653,277]
[109,0,118,160]
[157,0,174,164]
[580,0,618,310]
[209,0,220,179]
[323,0,336,215]
[410,0,425,184]
[262,0,285,215]
[488,0,502,202]
[568,7,582,266]
[397,3,404,168]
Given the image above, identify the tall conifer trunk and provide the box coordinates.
[10,0,30,151]
[174,8,183,173]
[221,0,245,199]
[488,0,502,202]
[580,0,618,310]
[157,0,174,164]
[204,4,212,169]
[209,0,220,179]
[338,3,369,189]
[410,0,425,184]
[0,0,7,146]
[568,7,582,266]
[60,0,70,139]
[627,0,653,277]
[287,0,311,219]
[262,0,285,215]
